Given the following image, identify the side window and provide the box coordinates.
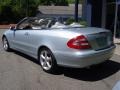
[16,18,54,30]
[17,19,32,30]
[38,19,49,29]
[31,19,50,29]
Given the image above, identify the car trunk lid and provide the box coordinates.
[66,27,113,50]
[86,31,113,50]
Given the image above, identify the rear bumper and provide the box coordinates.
[54,45,116,68]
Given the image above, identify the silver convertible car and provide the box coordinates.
[2,17,115,73]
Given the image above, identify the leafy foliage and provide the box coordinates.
[39,0,68,6]
[68,0,84,4]
[53,0,68,6]
[66,18,88,26]
[0,0,83,24]
[0,0,39,24]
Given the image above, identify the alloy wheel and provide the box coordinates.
[40,50,53,71]
[3,37,9,51]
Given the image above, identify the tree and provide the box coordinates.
[39,0,51,5]
[39,0,68,6]
[0,0,14,23]
[68,0,84,4]
[0,0,83,24]
[53,0,68,6]
[0,0,39,24]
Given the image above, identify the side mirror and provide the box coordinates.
[10,26,16,30]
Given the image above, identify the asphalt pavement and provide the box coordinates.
[0,29,120,90]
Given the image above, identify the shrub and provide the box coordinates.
[0,0,39,24]
[66,18,88,26]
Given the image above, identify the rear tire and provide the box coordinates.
[39,48,58,73]
[2,36,11,51]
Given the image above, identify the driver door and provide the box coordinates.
[13,18,32,53]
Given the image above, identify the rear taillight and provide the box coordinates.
[67,35,91,49]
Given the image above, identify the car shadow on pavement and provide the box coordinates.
[13,50,40,65]
[60,60,120,81]
[13,50,120,82]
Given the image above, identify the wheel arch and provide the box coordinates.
[37,45,52,58]
[2,34,11,51]
[37,45,57,61]
[2,35,6,41]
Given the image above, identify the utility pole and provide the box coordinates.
[114,0,119,38]
[75,0,79,22]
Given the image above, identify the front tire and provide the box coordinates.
[39,48,58,73]
[2,36,10,51]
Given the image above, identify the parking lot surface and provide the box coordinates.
[0,29,120,90]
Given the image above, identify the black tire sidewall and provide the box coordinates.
[2,37,10,51]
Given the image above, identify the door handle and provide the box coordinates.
[24,32,29,36]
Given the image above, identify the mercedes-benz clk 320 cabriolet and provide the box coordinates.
[2,17,115,73]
